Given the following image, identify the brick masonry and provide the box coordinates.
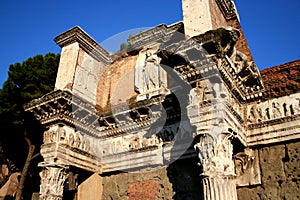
[128,180,160,200]
[261,59,300,100]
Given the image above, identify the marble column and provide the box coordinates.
[202,176,237,200]
[39,166,69,200]
[195,132,237,200]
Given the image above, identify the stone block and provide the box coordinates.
[77,173,103,200]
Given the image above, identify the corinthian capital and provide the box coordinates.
[194,131,236,177]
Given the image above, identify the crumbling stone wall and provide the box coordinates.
[237,140,300,199]
[101,158,202,200]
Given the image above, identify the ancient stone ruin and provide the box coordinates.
[23,0,300,199]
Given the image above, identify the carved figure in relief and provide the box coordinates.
[230,49,259,88]
[234,148,261,186]
[43,130,52,143]
[212,83,226,99]
[129,137,140,150]
[263,108,270,120]
[272,102,282,118]
[57,126,67,143]
[247,106,256,123]
[115,141,122,153]
[189,82,204,105]
[142,49,160,94]
[145,49,159,65]
[283,103,291,116]
[49,130,57,142]
[248,105,263,123]
[142,138,149,148]
[256,107,263,121]
[84,137,90,152]
[295,98,300,114]
[234,150,255,177]
[68,132,74,146]
[135,48,168,99]
[74,131,82,148]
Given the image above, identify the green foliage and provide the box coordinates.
[120,42,129,51]
[0,53,60,168]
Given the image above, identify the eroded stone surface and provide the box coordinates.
[101,159,202,200]
[237,141,300,200]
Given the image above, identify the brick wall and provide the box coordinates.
[261,59,300,100]
[128,180,160,200]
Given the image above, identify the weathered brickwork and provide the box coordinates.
[261,59,300,100]
[128,180,159,200]
[96,55,138,112]
[237,140,300,200]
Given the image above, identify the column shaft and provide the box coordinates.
[202,176,237,200]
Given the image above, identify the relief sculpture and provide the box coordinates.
[247,95,300,123]
[134,48,168,100]
[234,148,261,186]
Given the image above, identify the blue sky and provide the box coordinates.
[0,0,299,88]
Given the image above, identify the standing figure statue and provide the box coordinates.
[143,49,160,93]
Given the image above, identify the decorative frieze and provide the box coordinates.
[43,125,91,153]
[247,93,300,125]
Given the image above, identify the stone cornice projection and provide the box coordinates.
[191,28,264,103]
[260,59,300,100]
[24,90,100,138]
[54,26,112,65]
[127,22,184,50]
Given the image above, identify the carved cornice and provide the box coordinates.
[247,123,300,146]
[24,90,179,140]
[127,22,184,49]
[24,90,101,137]
[215,0,237,20]
[54,26,112,65]
[248,114,300,130]
[159,27,264,103]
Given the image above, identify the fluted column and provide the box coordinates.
[39,166,68,200]
[202,176,237,200]
[195,132,237,200]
